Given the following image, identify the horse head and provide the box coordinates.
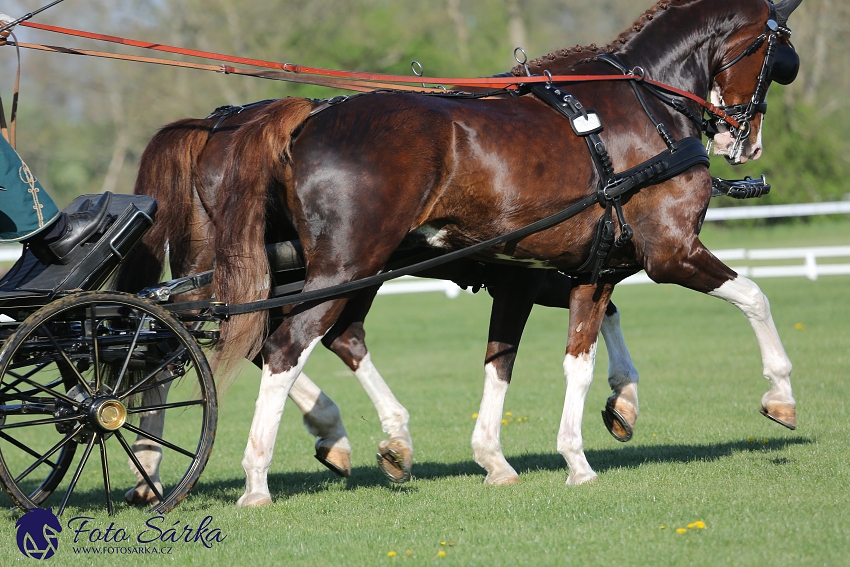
[709,0,802,164]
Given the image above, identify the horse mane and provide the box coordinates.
[510,0,685,76]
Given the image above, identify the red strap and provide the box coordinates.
[19,21,740,129]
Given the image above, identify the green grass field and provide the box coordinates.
[1,222,849,565]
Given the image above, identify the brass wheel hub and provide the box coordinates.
[89,397,127,431]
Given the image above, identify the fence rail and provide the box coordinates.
[377,244,850,296]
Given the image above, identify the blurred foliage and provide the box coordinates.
[0,0,847,211]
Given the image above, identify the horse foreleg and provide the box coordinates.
[647,243,796,429]
[322,289,412,483]
[288,373,352,477]
[534,271,640,441]
[600,302,640,441]
[124,377,171,505]
[708,275,795,428]
[472,267,546,485]
[558,283,614,486]
[239,298,349,508]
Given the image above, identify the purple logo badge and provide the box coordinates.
[15,508,62,560]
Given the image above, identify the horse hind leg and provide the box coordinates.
[288,373,352,477]
[322,288,413,483]
[600,302,640,442]
[125,379,171,505]
[238,296,352,508]
[471,267,546,485]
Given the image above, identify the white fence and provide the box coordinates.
[378,244,850,296]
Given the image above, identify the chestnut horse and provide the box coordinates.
[209,0,802,506]
[114,100,639,502]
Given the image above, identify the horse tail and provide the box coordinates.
[211,97,316,381]
[112,118,212,293]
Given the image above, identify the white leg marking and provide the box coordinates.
[558,340,599,485]
[125,378,171,504]
[600,310,639,415]
[289,373,351,455]
[708,276,794,406]
[353,353,411,447]
[238,337,322,508]
[471,362,519,484]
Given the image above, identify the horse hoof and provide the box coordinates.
[315,444,351,478]
[124,485,162,507]
[601,396,635,442]
[236,493,273,508]
[566,472,598,486]
[760,403,796,430]
[483,474,520,486]
[376,439,412,484]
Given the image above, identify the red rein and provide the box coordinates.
[18,20,740,130]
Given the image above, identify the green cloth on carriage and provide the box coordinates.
[0,135,60,242]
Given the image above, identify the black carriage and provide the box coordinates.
[0,194,216,515]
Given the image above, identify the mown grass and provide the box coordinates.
[1,223,849,565]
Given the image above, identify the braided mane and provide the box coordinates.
[510,0,685,76]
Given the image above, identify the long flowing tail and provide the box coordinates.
[212,97,317,380]
[112,118,212,293]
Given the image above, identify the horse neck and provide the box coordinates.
[597,0,766,100]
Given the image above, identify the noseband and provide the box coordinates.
[710,0,800,160]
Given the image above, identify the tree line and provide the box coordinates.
[1,0,847,209]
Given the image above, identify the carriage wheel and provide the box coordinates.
[0,291,217,515]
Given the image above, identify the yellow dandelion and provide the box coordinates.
[472,413,478,419]
[502,419,509,425]
[748,437,755,442]
[763,439,769,444]
[437,551,447,557]
[406,550,413,556]
[687,523,696,529]
[694,521,706,529]
[505,412,512,417]
[676,528,687,534]
[660,525,666,529]
[440,541,446,546]
[388,551,397,557]
[794,322,805,330]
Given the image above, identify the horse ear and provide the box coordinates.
[774,0,804,24]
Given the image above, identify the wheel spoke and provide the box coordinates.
[126,399,204,414]
[98,436,114,516]
[90,305,103,393]
[0,414,82,430]
[121,422,196,459]
[43,326,94,397]
[112,313,150,395]
[57,433,97,517]
[15,375,79,406]
[118,347,188,399]
[11,424,83,483]
[114,429,164,503]
[0,363,55,396]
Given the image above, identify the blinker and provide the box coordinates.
[770,44,799,85]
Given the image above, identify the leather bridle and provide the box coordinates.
[710,0,799,161]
